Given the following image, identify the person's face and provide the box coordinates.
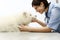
[33,2,45,14]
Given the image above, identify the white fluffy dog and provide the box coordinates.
[0,11,35,32]
[16,11,34,25]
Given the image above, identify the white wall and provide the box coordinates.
[0,0,45,24]
[0,0,59,30]
[0,0,58,23]
[58,0,60,4]
[0,0,33,24]
[47,0,56,3]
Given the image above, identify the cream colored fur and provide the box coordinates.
[0,11,35,32]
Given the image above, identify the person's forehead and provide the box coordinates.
[33,5,39,8]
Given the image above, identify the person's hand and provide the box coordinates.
[31,17,38,22]
[18,24,30,32]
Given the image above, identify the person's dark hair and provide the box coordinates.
[32,0,50,9]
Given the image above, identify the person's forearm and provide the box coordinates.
[29,27,51,32]
[32,18,46,26]
[19,25,52,32]
[37,20,46,27]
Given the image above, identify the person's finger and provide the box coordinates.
[18,26,22,30]
[20,24,25,27]
[32,17,36,22]
[18,27,24,31]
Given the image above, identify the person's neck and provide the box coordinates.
[45,7,48,13]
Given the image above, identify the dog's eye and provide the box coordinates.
[23,12,26,16]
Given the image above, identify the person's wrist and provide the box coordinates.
[37,20,40,23]
[27,27,32,32]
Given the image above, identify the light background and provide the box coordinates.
[0,0,59,27]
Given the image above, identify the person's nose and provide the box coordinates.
[36,8,40,12]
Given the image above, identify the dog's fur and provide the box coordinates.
[0,11,35,32]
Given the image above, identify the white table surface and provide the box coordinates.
[0,32,60,40]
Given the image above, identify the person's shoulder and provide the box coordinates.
[51,3,60,8]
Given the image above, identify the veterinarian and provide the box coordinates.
[19,0,60,33]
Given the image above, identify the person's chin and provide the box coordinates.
[39,12,43,14]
